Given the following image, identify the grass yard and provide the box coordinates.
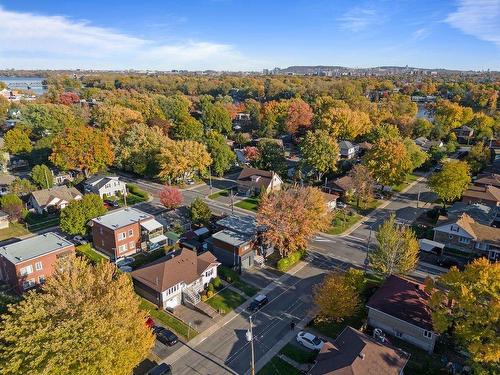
[76,244,107,264]
[24,212,60,231]
[208,189,230,200]
[355,199,383,216]
[280,343,318,364]
[139,298,198,340]
[235,197,259,212]
[257,356,301,375]
[232,279,259,297]
[205,288,247,314]
[309,307,367,339]
[392,174,419,193]
[327,213,362,235]
[119,192,147,206]
[131,248,167,269]
[0,222,29,241]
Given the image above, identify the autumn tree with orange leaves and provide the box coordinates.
[257,187,330,257]
[50,125,114,176]
[285,98,313,134]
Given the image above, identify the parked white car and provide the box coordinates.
[72,236,88,245]
[296,331,324,351]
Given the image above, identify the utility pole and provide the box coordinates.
[230,189,234,214]
[416,185,421,209]
[123,186,128,207]
[364,224,373,269]
[43,168,50,189]
[246,316,255,375]
[208,166,213,194]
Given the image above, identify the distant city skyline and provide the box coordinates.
[0,0,499,71]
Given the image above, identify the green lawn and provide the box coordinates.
[0,222,29,241]
[118,192,147,206]
[24,212,60,231]
[205,288,247,314]
[235,197,259,212]
[139,298,198,340]
[257,357,301,375]
[76,244,107,264]
[131,249,167,269]
[355,199,383,216]
[280,343,318,364]
[232,279,259,297]
[309,307,367,339]
[392,174,419,193]
[327,213,362,235]
[208,189,230,200]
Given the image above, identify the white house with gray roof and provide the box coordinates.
[84,175,127,199]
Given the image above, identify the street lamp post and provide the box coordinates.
[208,166,213,194]
[364,224,373,269]
[246,316,255,375]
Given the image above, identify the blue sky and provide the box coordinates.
[0,0,499,71]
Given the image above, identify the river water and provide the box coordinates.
[0,76,47,95]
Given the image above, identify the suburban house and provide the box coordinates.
[366,275,438,353]
[0,210,9,229]
[357,141,372,155]
[433,213,500,261]
[414,137,443,152]
[236,167,283,196]
[461,185,500,207]
[322,192,339,211]
[0,232,75,293]
[339,140,357,159]
[454,125,474,142]
[309,326,409,375]
[474,172,500,189]
[52,169,75,186]
[91,207,167,260]
[446,202,499,226]
[208,214,271,270]
[324,176,354,199]
[28,185,82,214]
[84,175,127,198]
[131,248,220,309]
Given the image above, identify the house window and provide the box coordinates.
[128,229,134,237]
[206,268,213,277]
[458,237,470,244]
[20,265,33,276]
[22,279,36,290]
[450,225,460,232]
[423,330,432,339]
[118,244,128,253]
[118,232,126,240]
[448,235,453,239]
[39,275,46,284]
[35,261,43,271]
[129,242,135,250]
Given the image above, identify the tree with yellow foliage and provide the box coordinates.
[426,258,500,370]
[0,256,154,375]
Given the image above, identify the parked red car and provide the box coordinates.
[145,317,155,329]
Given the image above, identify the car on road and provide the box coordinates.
[155,327,179,346]
[115,256,134,268]
[437,256,462,270]
[104,199,120,208]
[336,201,346,209]
[374,192,384,200]
[296,331,324,350]
[72,235,88,245]
[248,294,268,312]
[146,363,172,375]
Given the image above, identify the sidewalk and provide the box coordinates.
[162,260,308,366]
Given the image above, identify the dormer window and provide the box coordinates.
[451,225,460,232]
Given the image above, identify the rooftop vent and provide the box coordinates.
[359,353,365,360]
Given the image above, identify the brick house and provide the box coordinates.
[433,213,500,261]
[0,232,75,293]
[474,173,500,189]
[461,185,500,207]
[236,167,283,196]
[324,175,354,199]
[91,207,168,261]
[309,326,409,375]
[366,275,438,353]
[131,248,219,309]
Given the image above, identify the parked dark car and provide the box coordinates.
[104,199,120,208]
[437,256,462,270]
[248,294,268,312]
[146,363,172,375]
[155,327,178,346]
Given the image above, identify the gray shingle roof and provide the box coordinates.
[0,232,74,265]
[91,207,152,230]
[212,229,253,247]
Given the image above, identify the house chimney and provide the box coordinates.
[359,353,365,360]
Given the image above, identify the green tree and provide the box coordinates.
[172,115,204,141]
[349,164,374,208]
[313,272,361,323]
[433,99,473,134]
[369,214,419,276]
[428,160,471,208]
[466,142,491,175]
[426,258,499,368]
[0,193,25,221]
[20,103,84,137]
[300,130,339,181]
[189,198,211,225]
[157,94,191,123]
[0,96,8,123]
[365,138,412,186]
[60,194,107,236]
[3,128,32,154]
[205,131,235,177]
[0,256,154,375]
[403,138,429,171]
[9,178,36,196]
[30,164,53,189]
[202,102,232,134]
[468,113,498,140]
[412,118,433,138]
[255,139,287,176]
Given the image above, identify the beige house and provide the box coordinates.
[28,186,82,214]
[236,167,283,196]
[367,275,437,353]
[433,213,500,261]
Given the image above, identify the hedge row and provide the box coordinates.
[277,249,306,272]
[126,183,150,200]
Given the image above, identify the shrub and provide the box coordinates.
[277,258,290,272]
[219,266,239,283]
[226,276,232,283]
[201,294,208,302]
[207,283,214,292]
[206,290,214,298]
[126,183,150,200]
[212,277,222,289]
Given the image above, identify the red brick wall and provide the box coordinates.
[92,222,141,259]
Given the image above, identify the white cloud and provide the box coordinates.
[446,0,500,47]
[0,6,260,70]
[412,27,430,41]
[338,7,383,32]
